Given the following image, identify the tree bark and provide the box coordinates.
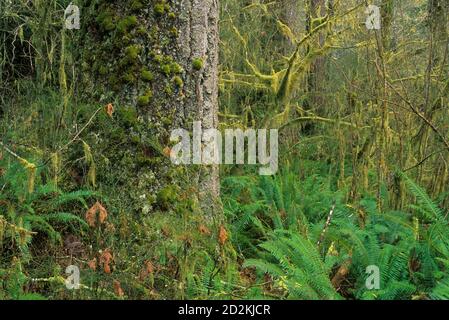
[79,0,220,217]
[381,0,394,50]
[178,0,220,216]
[306,0,327,113]
[280,0,301,51]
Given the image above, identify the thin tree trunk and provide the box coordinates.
[280,0,301,51]
[306,0,327,113]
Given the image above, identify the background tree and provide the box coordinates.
[306,0,328,113]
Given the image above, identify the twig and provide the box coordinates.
[317,202,336,247]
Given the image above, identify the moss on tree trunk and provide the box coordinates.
[78,0,220,217]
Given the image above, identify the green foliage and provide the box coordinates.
[1,0,449,302]
[222,165,449,300]
[245,230,341,300]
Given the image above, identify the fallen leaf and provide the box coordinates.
[85,201,108,227]
[139,261,155,281]
[100,249,113,274]
[218,225,228,245]
[113,280,124,297]
[145,261,154,274]
[87,258,97,271]
[163,146,171,158]
[98,203,108,224]
[105,103,114,118]
[199,224,211,235]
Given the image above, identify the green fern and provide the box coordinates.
[244,230,341,300]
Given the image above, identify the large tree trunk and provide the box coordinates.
[79,0,220,217]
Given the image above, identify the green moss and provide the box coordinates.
[131,0,144,10]
[164,85,173,96]
[125,44,141,61]
[137,96,150,106]
[121,35,132,45]
[161,64,172,76]
[109,74,119,85]
[96,11,116,31]
[131,135,141,144]
[168,12,176,19]
[154,4,165,15]
[137,89,153,106]
[118,107,138,128]
[122,72,137,83]
[136,26,147,35]
[157,185,178,209]
[117,16,138,33]
[172,76,183,87]
[162,116,172,126]
[101,18,115,31]
[192,58,204,70]
[170,27,178,37]
[141,69,154,81]
[153,54,164,64]
[170,62,183,74]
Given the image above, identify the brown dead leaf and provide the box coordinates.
[113,280,124,297]
[97,203,108,224]
[87,258,97,271]
[145,261,154,274]
[331,258,352,291]
[218,225,228,245]
[85,201,108,227]
[139,260,155,281]
[100,249,113,274]
[163,146,171,158]
[199,224,211,235]
[105,103,114,118]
